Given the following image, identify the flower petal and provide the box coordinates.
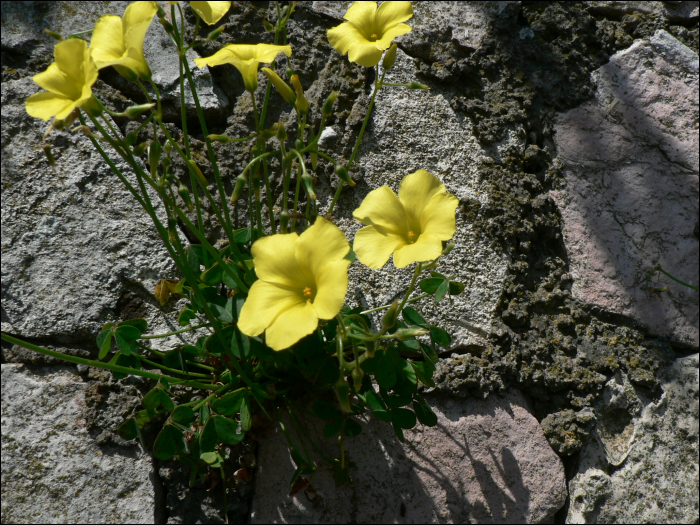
[420,191,459,240]
[53,38,92,95]
[353,225,406,269]
[373,23,411,50]
[25,92,75,121]
[328,22,383,67]
[376,1,413,34]
[190,1,231,25]
[353,185,409,234]
[32,63,78,100]
[393,234,442,268]
[91,14,126,68]
[122,1,157,56]
[265,301,318,351]
[398,169,446,232]
[312,259,351,319]
[238,280,304,338]
[296,217,350,276]
[343,1,377,29]
[251,233,310,288]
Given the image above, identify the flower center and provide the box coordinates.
[370,33,379,41]
[408,230,416,243]
[303,286,313,302]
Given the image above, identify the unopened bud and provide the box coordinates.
[322,91,338,117]
[352,365,364,392]
[334,378,351,413]
[295,139,303,151]
[178,183,194,211]
[187,159,207,186]
[290,75,309,115]
[231,174,247,202]
[394,327,429,341]
[335,165,355,187]
[263,19,274,32]
[310,151,317,170]
[301,173,316,201]
[133,141,148,156]
[408,81,429,90]
[206,24,226,41]
[42,143,56,166]
[441,242,455,256]
[381,300,400,330]
[276,121,287,141]
[125,131,138,145]
[207,134,230,143]
[168,218,178,242]
[164,141,172,155]
[148,141,162,177]
[262,67,296,106]
[156,4,166,18]
[161,156,171,170]
[383,43,397,70]
[44,29,63,41]
[122,103,155,119]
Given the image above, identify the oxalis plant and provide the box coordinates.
[4,0,465,516]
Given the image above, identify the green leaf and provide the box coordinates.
[240,394,252,431]
[392,422,405,442]
[391,407,417,429]
[186,245,200,275]
[222,262,243,290]
[345,249,356,262]
[365,390,387,412]
[344,418,362,436]
[323,416,343,438]
[154,425,184,460]
[163,346,198,372]
[201,263,224,286]
[200,451,224,467]
[119,319,148,333]
[429,326,451,347]
[419,277,444,294]
[159,389,175,411]
[213,415,245,444]
[449,281,465,295]
[135,408,160,427]
[115,325,143,342]
[384,390,413,408]
[97,331,112,360]
[200,416,218,453]
[205,326,235,356]
[117,418,139,440]
[430,271,447,279]
[435,280,449,303]
[178,308,197,327]
[411,361,435,388]
[402,306,428,329]
[112,353,141,380]
[114,332,138,356]
[142,388,162,410]
[211,390,245,416]
[313,399,342,420]
[413,395,438,426]
[373,409,392,422]
[232,228,251,244]
[171,406,195,425]
[209,302,233,323]
[374,350,397,390]
[230,330,250,360]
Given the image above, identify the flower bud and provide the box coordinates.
[133,141,148,156]
[206,24,226,41]
[290,75,309,115]
[44,29,63,41]
[71,125,97,139]
[164,141,172,155]
[168,218,178,243]
[187,159,207,186]
[122,103,155,118]
[276,121,287,142]
[231,174,247,202]
[178,183,194,211]
[301,173,316,201]
[334,378,351,414]
[207,134,230,143]
[394,327,429,341]
[352,365,364,392]
[262,67,296,106]
[381,300,400,330]
[335,165,355,187]
[310,151,317,170]
[263,19,274,32]
[156,4,167,18]
[161,156,171,170]
[383,43,398,70]
[408,82,429,90]
[125,131,138,145]
[295,139,303,151]
[441,242,455,256]
[42,143,56,167]
[148,141,162,178]
[159,17,174,33]
[322,91,339,117]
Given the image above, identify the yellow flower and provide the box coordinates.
[90,1,158,81]
[25,38,98,121]
[238,218,351,351]
[352,170,458,269]
[190,1,231,25]
[327,1,412,67]
[194,43,292,92]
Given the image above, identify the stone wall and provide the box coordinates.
[2,1,698,523]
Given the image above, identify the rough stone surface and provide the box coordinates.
[566,354,699,524]
[251,389,566,524]
[1,363,155,524]
[585,1,700,20]
[551,30,699,348]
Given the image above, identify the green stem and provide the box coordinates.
[654,265,699,290]
[136,355,212,379]
[360,293,431,315]
[140,323,211,339]
[397,263,423,315]
[1,333,218,389]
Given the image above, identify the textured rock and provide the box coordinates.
[585,1,700,20]
[251,389,566,524]
[567,354,699,524]
[551,30,699,348]
[1,364,155,524]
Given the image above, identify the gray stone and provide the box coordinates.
[251,389,566,524]
[0,363,155,524]
[551,30,699,348]
[585,1,700,20]
[566,354,699,524]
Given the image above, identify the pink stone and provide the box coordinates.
[250,390,566,523]
[551,30,699,348]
